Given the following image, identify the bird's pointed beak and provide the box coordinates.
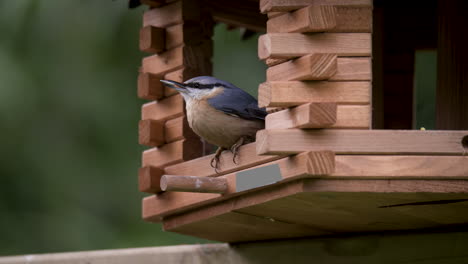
[160,80,187,92]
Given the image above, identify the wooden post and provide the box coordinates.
[436,0,468,130]
[160,175,228,193]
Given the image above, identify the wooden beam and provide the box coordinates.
[267,5,336,33]
[142,43,212,76]
[266,103,337,129]
[143,1,201,28]
[260,0,372,13]
[258,81,370,108]
[165,23,214,50]
[142,139,204,168]
[160,175,228,193]
[267,54,337,81]
[266,104,370,129]
[164,142,283,177]
[164,116,198,143]
[141,95,184,122]
[204,0,267,32]
[256,129,468,155]
[139,119,165,147]
[143,151,335,221]
[139,166,164,193]
[267,6,372,33]
[137,72,164,100]
[265,58,288,67]
[258,33,371,60]
[139,26,165,53]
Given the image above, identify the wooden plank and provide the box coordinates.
[266,104,370,129]
[267,54,337,81]
[142,43,212,76]
[164,116,198,143]
[137,72,164,100]
[267,12,285,18]
[260,0,372,13]
[258,81,370,108]
[141,94,184,122]
[267,5,372,33]
[139,26,165,53]
[329,57,371,81]
[143,1,201,28]
[256,129,468,155]
[266,103,337,129]
[160,175,228,193]
[265,58,288,67]
[143,151,334,221]
[258,33,371,60]
[205,0,268,32]
[165,23,213,50]
[139,119,165,147]
[139,166,164,193]
[142,139,204,168]
[332,155,468,179]
[267,5,337,33]
[164,142,282,178]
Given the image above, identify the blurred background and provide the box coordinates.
[0,0,265,256]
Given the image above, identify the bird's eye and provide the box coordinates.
[193,83,200,88]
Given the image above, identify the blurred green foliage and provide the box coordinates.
[0,0,264,256]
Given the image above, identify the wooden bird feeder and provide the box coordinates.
[136,0,468,242]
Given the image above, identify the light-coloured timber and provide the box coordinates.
[258,33,371,60]
[139,119,165,147]
[163,142,283,178]
[137,72,164,100]
[260,0,372,13]
[267,54,337,81]
[329,57,371,81]
[267,5,336,33]
[142,139,203,168]
[256,129,468,155]
[143,1,201,28]
[265,58,288,67]
[141,95,184,122]
[266,103,337,128]
[139,26,165,53]
[139,166,164,193]
[142,44,212,76]
[267,6,372,33]
[258,81,370,108]
[143,151,335,221]
[160,175,228,193]
[164,116,198,143]
[266,104,370,129]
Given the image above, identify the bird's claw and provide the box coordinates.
[211,147,225,174]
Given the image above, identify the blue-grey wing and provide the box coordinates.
[207,88,267,121]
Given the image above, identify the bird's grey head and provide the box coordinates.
[160,76,237,102]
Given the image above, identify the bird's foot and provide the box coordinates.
[210,147,225,174]
[230,137,245,165]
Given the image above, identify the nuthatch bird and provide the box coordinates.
[160,76,267,170]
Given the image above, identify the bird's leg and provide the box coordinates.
[210,147,225,173]
[230,137,245,165]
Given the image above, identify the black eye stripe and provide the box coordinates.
[186,82,224,89]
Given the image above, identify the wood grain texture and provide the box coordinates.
[164,142,283,178]
[256,129,468,155]
[137,72,164,100]
[139,26,165,53]
[142,43,212,76]
[267,54,337,81]
[143,151,334,221]
[258,33,371,60]
[143,1,201,28]
[260,0,372,13]
[329,57,371,81]
[142,138,203,168]
[164,116,199,143]
[266,103,337,129]
[139,119,165,147]
[266,104,370,129]
[267,5,372,33]
[160,175,228,193]
[139,166,164,193]
[258,81,370,108]
[267,5,336,33]
[141,94,184,122]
